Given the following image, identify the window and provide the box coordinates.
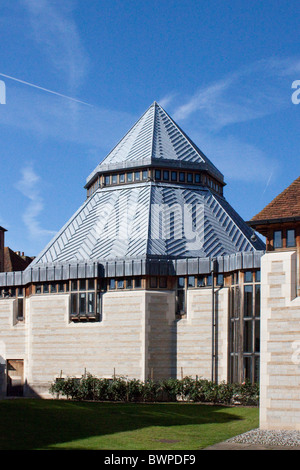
[244,285,253,317]
[273,230,282,248]
[195,173,201,183]
[134,278,142,288]
[188,276,195,288]
[127,172,133,183]
[177,277,185,288]
[69,279,100,322]
[171,171,177,182]
[206,274,212,286]
[142,170,148,180]
[159,277,167,288]
[217,274,224,286]
[104,175,110,185]
[244,271,252,283]
[287,229,296,247]
[119,173,125,183]
[187,173,193,183]
[150,277,157,288]
[155,169,161,180]
[117,279,124,289]
[163,170,169,181]
[197,276,205,287]
[134,171,140,181]
[179,172,185,182]
[112,174,118,184]
[126,278,133,289]
[109,279,116,290]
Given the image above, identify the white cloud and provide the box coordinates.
[22,0,89,91]
[172,57,300,130]
[16,164,56,240]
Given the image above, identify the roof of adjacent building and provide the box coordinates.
[250,176,300,223]
[4,247,34,272]
[86,101,224,187]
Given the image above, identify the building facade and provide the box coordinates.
[249,177,300,430]
[0,102,265,398]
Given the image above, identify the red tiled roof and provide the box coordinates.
[250,176,300,222]
[4,247,34,272]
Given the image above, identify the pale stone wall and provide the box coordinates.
[0,285,229,398]
[176,287,229,382]
[25,290,148,397]
[145,290,176,380]
[260,251,300,430]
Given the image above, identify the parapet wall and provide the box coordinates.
[260,250,300,430]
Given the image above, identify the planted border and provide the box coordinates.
[49,374,259,406]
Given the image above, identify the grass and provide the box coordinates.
[0,399,258,450]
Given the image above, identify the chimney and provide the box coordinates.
[0,226,7,273]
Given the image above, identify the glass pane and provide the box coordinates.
[142,170,148,180]
[112,174,118,184]
[71,281,77,291]
[255,285,260,317]
[244,271,252,283]
[255,320,260,352]
[195,173,201,183]
[254,356,260,383]
[117,279,124,289]
[126,278,132,289]
[187,173,193,183]
[79,280,86,291]
[177,277,185,288]
[188,276,195,288]
[155,170,161,180]
[197,276,205,287]
[287,229,296,247]
[109,279,116,289]
[274,230,282,248]
[244,321,253,352]
[71,293,77,315]
[206,274,212,286]
[171,171,177,181]
[36,285,42,294]
[134,278,141,288]
[244,285,253,317]
[127,172,133,182]
[255,270,261,282]
[150,277,157,288]
[87,293,95,314]
[134,171,140,181]
[217,274,224,286]
[243,356,252,382]
[88,279,94,290]
[105,175,110,185]
[176,290,185,314]
[179,172,185,182]
[163,170,169,181]
[119,173,125,183]
[79,293,86,315]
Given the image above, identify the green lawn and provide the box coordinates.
[0,399,258,450]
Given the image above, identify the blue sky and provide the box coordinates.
[0,0,299,256]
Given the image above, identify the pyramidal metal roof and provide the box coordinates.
[28,102,265,268]
[30,183,264,267]
[86,101,224,187]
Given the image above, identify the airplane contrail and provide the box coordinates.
[0,72,93,107]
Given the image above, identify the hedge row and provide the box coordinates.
[49,374,259,406]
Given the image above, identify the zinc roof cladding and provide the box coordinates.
[250,176,300,223]
[28,181,264,267]
[85,102,224,186]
